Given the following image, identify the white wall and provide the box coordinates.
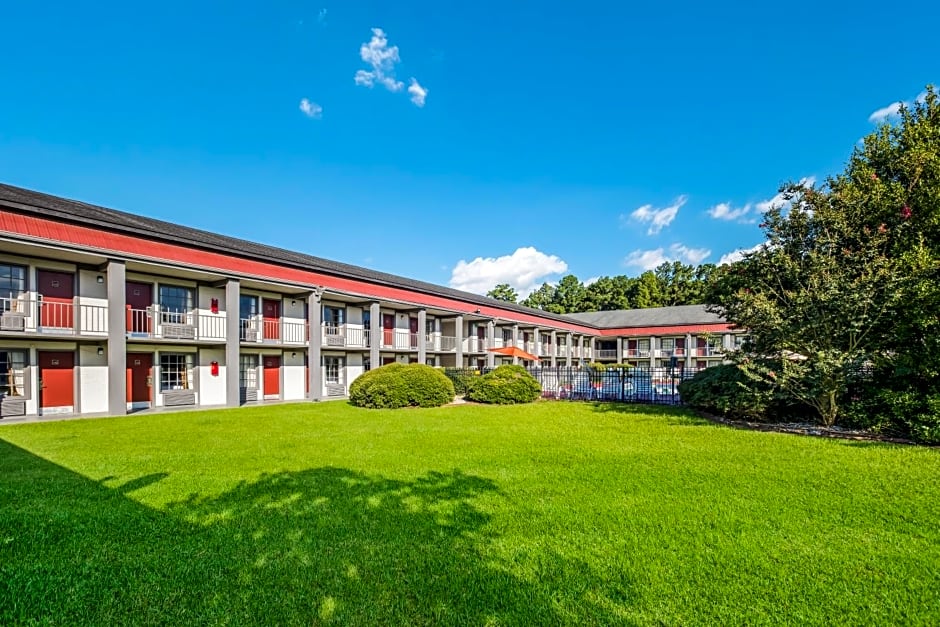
[197,286,227,339]
[282,350,306,400]
[345,353,364,388]
[78,345,108,413]
[198,347,226,406]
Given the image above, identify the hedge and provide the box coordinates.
[465,365,541,405]
[349,363,455,409]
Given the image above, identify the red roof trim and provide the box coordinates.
[0,210,600,333]
[598,323,733,336]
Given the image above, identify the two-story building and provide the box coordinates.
[0,183,742,420]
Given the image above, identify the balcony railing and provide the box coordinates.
[127,307,226,341]
[322,324,370,348]
[0,297,108,336]
[655,347,686,358]
[239,317,307,345]
[379,328,420,350]
[596,349,618,360]
[693,346,723,357]
[625,349,651,358]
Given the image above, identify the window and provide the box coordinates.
[733,335,747,349]
[159,285,193,314]
[362,310,371,329]
[708,336,723,351]
[160,353,193,391]
[426,358,435,366]
[0,350,27,396]
[240,295,258,319]
[324,356,343,384]
[638,339,650,352]
[239,354,258,389]
[426,318,435,335]
[0,263,27,310]
[363,356,371,372]
[502,328,513,343]
[323,305,345,327]
[660,338,675,351]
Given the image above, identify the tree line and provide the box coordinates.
[487,261,718,313]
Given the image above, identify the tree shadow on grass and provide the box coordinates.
[0,439,629,625]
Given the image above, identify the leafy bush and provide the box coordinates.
[677,364,771,420]
[349,364,455,409]
[846,388,940,444]
[465,365,541,405]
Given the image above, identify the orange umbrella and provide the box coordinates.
[487,346,541,361]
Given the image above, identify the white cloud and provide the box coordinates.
[354,28,405,92]
[583,276,600,286]
[623,243,711,271]
[718,243,764,265]
[708,201,752,221]
[755,176,815,213]
[868,91,929,123]
[449,247,568,296]
[408,78,428,107]
[869,101,902,123]
[299,98,322,119]
[624,195,686,235]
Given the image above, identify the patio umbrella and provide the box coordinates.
[487,346,540,361]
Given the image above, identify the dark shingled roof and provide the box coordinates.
[0,182,729,331]
[564,304,724,328]
[0,182,590,327]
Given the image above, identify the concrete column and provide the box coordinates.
[106,259,127,416]
[486,320,495,368]
[417,309,427,364]
[512,324,520,364]
[308,289,323,400]
[455,315,464,367]
[550,330,557,367]
[566,332,573,367]
[225,279,240,407]
[685,333,694,369]
[369,302,380,368]
[649,335,657,368]
[616,337,624,364]
[533,327,541,359]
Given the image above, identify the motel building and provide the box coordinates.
[0,184,742,420]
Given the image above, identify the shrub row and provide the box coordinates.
[465,365,541,405]
[349,364,454,409]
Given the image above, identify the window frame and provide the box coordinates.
[159,353,194,391]
[0,349,28,397]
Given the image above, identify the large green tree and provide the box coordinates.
[710,86,939,426]
[486,283,518,303]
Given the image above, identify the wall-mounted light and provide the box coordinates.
[97,346,104,356]
[96,275,104,284]
[474,309,481,314]
[291,300,297,307]
[291,352,297,358]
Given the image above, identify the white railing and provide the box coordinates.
[0,297,108,335]
[439,335,457,351]
[693,346,723,357]
[625,349,651,358]
[240,316,306,344]
[379,328,419,350]
[596,349,618,359]
[128,307,225,341]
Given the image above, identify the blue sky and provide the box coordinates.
[1,1,936,296]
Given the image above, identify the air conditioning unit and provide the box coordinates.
[0,312,26,332]
[325,384,346,397]
[162,323,196,340]
[326,335,346,347]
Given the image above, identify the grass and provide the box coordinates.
[1,401,939,625]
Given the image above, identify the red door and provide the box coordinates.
[697,337,707,356]
[263,355,281,397]
[676,337,685,356]
[628,339,637,357]
[263,299,281,341]
[126,353,153,403]
[39,351,74,408]
[126,282,153,334]
[382,313,395,347]
[38,270,74,329]
[409,317,419,348]
[477,326,485,351]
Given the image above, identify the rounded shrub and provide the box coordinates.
[677,363,770,420]
[465,364,541,405]
[349,363,455,409]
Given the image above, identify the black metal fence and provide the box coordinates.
[444,366,702,406]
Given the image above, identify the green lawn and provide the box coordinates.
[1,402,938,626]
